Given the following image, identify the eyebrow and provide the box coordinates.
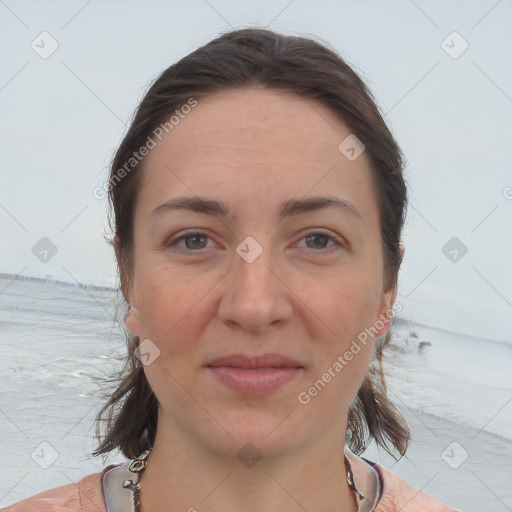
[151,195,364,223]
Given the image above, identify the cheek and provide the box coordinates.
[323,274,381,404]
[310,328,375,414]
[300,270,380,344]
[134,263,216,357]
[301,273,379,396]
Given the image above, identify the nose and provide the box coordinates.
[217,241,294,333]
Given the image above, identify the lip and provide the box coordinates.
[206,353,304,395]
[207,353,303,369]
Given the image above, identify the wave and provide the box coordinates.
[391,315,511,348]
[0,272,117,293]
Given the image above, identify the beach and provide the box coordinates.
[0,275,510,510]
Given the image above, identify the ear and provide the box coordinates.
[373,243,404,338]
[115,234,140,336]
[114,234,126,296]
[125,304,141,336]
[114,234,122,266]
[398,243,405,267]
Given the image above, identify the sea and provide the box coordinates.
[0,274,510,511]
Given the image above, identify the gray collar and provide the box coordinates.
[103,446,381,512]
[344,445,381,512]
[102,461,140,512]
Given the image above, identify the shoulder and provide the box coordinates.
[1,465,117,512]
[374,463,461,512]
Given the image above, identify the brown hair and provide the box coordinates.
[92,27,409,460]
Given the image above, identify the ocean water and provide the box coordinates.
[383,318,512,442]
[0,275,510,510]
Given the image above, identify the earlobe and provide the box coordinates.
[114,234,121,264]
[114,234,130,304]
[398,243,405,266]
[374,288,397,339]
[124,305,140,336]
[373,244,404,338]
[115,233,137,330]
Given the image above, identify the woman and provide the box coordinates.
[4,27,460,512]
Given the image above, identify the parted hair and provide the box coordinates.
[92,27,410,460]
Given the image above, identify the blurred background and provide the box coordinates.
[1,1,511,510]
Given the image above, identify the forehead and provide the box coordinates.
[136,87,378,223]
[156,87,350,161]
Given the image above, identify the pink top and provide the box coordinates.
[1,451,460,512]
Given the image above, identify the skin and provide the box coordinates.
[120,87,399,512]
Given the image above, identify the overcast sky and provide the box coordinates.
[1,0,511,341]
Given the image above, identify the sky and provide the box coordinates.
[1,0,511,341]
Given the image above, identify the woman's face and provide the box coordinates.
[123,87,397,458]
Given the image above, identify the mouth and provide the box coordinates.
[206,353,304,395]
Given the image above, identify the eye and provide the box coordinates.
[164,230,346,253]
[298,231,345,252]
[165,232,214,252]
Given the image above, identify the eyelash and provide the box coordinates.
[164,231,346,254]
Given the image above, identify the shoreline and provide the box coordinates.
[362,406,512,511]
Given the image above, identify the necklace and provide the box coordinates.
[122,447,364,512]
[121,448,152,512]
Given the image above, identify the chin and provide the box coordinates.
[209,432,300,463]
[199,409,308,461]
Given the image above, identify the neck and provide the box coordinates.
[138,414,358,512]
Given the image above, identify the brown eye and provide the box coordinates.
[305,234,330,249]
[299,232,344,252]
[182,234,208,250]
[165,232,212,252]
